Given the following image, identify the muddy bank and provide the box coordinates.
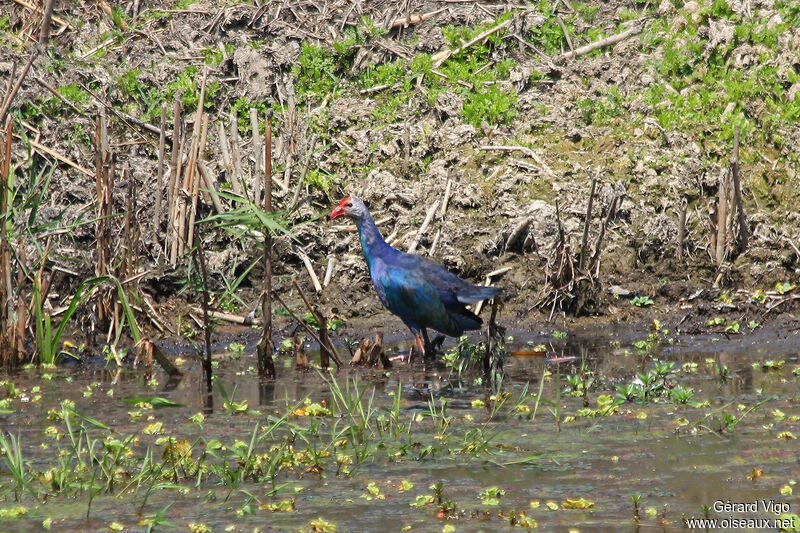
[0,0,798,355]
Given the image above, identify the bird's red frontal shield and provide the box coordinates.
[329,197,351,220]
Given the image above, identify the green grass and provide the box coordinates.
[293,42,344,100]
[230,96,272,136]
[165,66,219,112]
[462,85,517,128]
[116,69,146,100]
[202,43,233,66]
[57,83,91,107]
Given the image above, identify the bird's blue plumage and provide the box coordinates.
[339,198,502,340]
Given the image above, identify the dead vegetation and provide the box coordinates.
[0,0,798,368]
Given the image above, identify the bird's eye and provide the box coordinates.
[346,202,352,207]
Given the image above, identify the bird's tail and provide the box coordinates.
[456,286,503,305]
[451,308,483,333]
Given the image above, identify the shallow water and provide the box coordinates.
[1,327,798,532]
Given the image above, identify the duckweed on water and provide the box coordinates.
[0,332,798,531]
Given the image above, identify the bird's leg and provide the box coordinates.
[414,334,425,359]
[421,328,434,360]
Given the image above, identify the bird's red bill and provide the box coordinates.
[329,197,351,220]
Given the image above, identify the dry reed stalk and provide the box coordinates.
[677,197,687,260]
[272,290,341,369]
[588,195,620,276]
[291,279,343,367]
[294,332,309,370]
[167,96,183,263]
[217,121,235,192]
[1,62,17,114]
[440,178,452,217]
[154,103,166,247]
[122,171,134,280]
[250,107,262,202]
[716,170,728,266]
[95,114,113,323]
[177,68,208,257]
[14,236,26,363]
[317,308,331,369]
[578,178,597,271]
[731,125,748,252]
[323,257,336,287]
[229,112,243,195]
[38,0,57,44]
[0,119,11,363]
[193,234,213,392]
[257,110,275,378]
[295,247,323,293]
[407,199,440,253]
[187,112,209,247]
[0,51,36,124]
[196,162,224,214]
[290,134,319,207]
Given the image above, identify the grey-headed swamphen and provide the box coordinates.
[329,196,502,358]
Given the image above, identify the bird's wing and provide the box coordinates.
[409,254,502,305]
[377,264,459,334]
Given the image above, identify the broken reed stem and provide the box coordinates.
[272,290,342,369]
[0,49,37,124]
[38,0,57,45]
[317,309,331,369]
[154,103,166,248]
[2,62,16,114]
[291,279,342,367]
[578,178,597,271]
[130,176,139,277]
[440,178,452,218]
[196,162,224,214]
[258,109,275,379]
[167,96,183,264]
[178,67,208,257]
[505,217,533,252]
[295,247,322,293]
[294,332,309,370]
[14,236,25,363]
[677,197,687,260]
[250,107,262,203]
[407,199,440,254]
[731,125,748,253]
[0,118,11,364]
[217,121,234,190]
[432,18,512,67]
[557,22,642,60]
[428,228,441,257]
[186,112,209,248]
[229,112,243,195]
[556,15,574,55]
[588,195,619,276]
[290,133,319,207]
[94,114,112,323]
[715,169,728,266]
[193,235,213,393]
[122,172,134,280]
[390,7,448,28]
[323,257,336,287]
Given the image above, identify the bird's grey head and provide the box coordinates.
[329,196,368,221]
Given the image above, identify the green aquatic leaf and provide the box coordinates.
[121,396,185,408]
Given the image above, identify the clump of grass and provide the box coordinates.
[230,96,272,136]
[462,84,517,129]
[165,66,219,112]
[202,43,233,66]
[293,42,345,99]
